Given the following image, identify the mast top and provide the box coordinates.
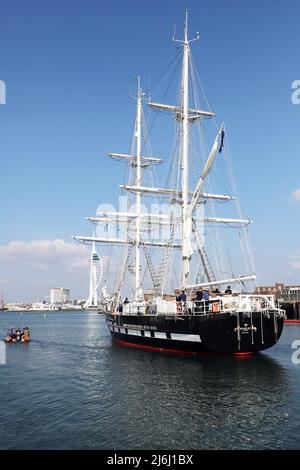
[173,9,199,45]
[184,9,188,43]
[133,75,146,102]
[137,76,141,99]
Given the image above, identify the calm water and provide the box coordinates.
[0,311,299,450]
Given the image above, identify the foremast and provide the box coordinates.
[74,78,162,303]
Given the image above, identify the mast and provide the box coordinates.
[135,77,142,301]
[181,9,190,289]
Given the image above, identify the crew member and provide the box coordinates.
[176,290,187,302]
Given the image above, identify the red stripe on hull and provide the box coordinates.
[284,319,300,324]
[112,337,254,357]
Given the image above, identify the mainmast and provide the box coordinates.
[181,9,191,289]
[172,10,199,288]
[135,77,142,301]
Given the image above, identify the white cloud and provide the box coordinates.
[0,278,7,284]
[0,239,117,301]
[0,239,90,270]
[291,188,300,202]
[287,253,300,270]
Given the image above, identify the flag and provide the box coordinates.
[219,130,225,153]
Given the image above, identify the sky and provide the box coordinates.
[0,0,300,302]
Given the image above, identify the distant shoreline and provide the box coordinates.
[1,309,91,313]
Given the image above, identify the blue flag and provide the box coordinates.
[219,130,225,153]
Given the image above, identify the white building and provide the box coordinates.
[50,288,70,305]
[84,241,102,308]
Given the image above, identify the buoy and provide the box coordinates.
[212,302,220,313]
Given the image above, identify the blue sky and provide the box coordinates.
[0,0,300,301]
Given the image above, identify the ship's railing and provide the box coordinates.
[186,294,285,316]
[118,294,285,317]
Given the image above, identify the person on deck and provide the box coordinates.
[225,286,232,295]
[202,289,210,313]
[176,290,187,302]
[176,290,187,315]
[194,289,203,314]
[203,289,209,301]
[195,290,203,300]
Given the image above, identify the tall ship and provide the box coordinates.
[73,11,285,355]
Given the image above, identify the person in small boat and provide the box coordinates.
[225,286,232,295]
[22,327,30,342]
[15,328,22,342]
[11,328,17,341]
[5,329,13,341]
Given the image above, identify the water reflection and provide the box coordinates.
[107,346,291,449]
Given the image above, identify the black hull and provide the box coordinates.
[105,311,284,355]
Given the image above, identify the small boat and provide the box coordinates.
[5,327,30,343]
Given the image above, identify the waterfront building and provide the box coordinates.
[255,283,300,301]
[50,287,70,305]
